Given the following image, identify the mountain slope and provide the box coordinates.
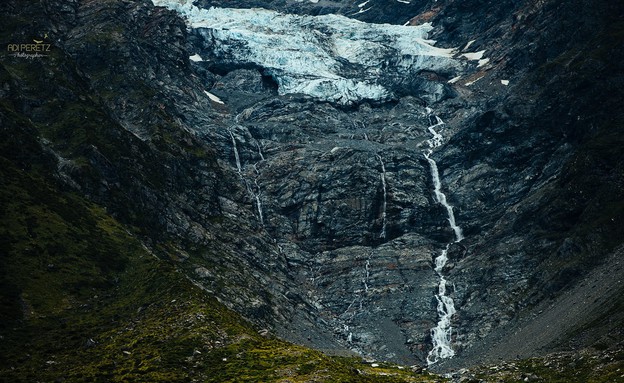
[0,55,437,383]
[1,0,624,377]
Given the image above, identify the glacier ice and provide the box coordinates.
[151,0,460,104]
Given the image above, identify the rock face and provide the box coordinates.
[2,0,623,370]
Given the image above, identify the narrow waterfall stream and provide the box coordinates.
[256,140,265,161]
[424,151,464,242]
[254,179,264,225]
[228,130,242,174]
[229,129,265,225]
[424,113,463,365]
[376,154,388,239]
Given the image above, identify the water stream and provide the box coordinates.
[228,130,242,174]
[229,129,265,225]
[424,113,463,365]
[376,154,388,239]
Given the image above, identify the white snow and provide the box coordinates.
[463,39,475,51]
[501,79,509,86]
[396,0,411,3]
[477,58,490,67]
[461,50,486,60]
[358,0,370,7]
[447,75,462,84]
[204,90,224,104]
[151,0,460,104]
[464,75,484,86]
[189,53,203,62]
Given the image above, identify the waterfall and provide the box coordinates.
[424,113,463,365]
[255,195,264,225]
[424,150,463,242]
[252,140,265,224]
[229,130,242,173]
[376,154,388,239]
[229,129,265,225]
[254,179,264,225]
[427,116,444,148]
[427,245,457,365]
[256,140,265,161]
[363,259,371,292]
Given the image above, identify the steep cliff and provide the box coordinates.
[1,0,623,380]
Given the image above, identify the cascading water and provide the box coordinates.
[427,245,457,365]
[376,154,388,239]
[251,143,265,226]
[256,141,265,161]
[424,151,463,242]
[424,112,463,365]
[228,130,242,174]
[229,129,265,225]
[363,259,371,292]
[254,179,264,225]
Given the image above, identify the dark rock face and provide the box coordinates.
[2,0,624,370]
[195,0,434,24]
[1,0,343,354]
[200,88,457,363]
[424,0,624,367]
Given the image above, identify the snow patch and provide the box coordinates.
[151,0,460,104]
[464,75,484,86]
[447,75,461,84]
[501,79,509,86]
[463,39,475,51]
[461,50,486,60]
[189,53,203,62]
[204,90,224,104]
[477,58,490,67]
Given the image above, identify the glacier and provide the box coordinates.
[151,0,460,104]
